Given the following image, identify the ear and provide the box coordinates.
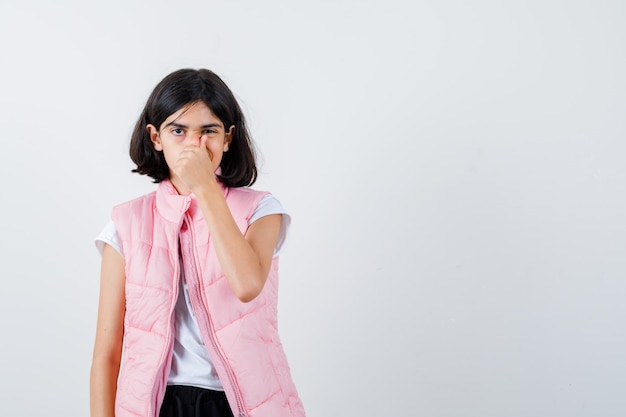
[224,125,234,152]
[147,124,162,151]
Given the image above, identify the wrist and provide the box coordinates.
[193,178,221,202]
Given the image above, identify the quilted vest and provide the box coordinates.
[111,179,305,417]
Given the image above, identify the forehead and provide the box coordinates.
[163,101,224,127]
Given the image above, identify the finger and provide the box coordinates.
[200,135,208,149]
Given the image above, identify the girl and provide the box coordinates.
[90,69,305,417]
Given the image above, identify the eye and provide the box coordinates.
[203,129,218,134]
[172,128,184,135]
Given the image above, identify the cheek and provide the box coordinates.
[162,148,181,165]
[208,147,224,167]
[206,140,225,155]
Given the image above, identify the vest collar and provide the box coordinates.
[155,176,228,223]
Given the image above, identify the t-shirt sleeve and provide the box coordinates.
[249,194,291,257]
[95,220,124,257]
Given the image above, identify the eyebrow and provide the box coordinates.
[164,122,223,129]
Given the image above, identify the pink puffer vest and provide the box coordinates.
[111,179,305,417]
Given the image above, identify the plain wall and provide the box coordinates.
[1,1,625,416]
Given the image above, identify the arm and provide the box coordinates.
[196,183,282,302]
[90,243,125,417]
[172,136,282,303]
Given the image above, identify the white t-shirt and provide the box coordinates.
[95,194,290,391]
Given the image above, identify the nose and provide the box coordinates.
[187,133,205,147]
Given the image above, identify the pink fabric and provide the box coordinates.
[111,180,305,417]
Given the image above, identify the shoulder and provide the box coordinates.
[111,191,156,217]
[111,190,157,233]
[225,186,270,213]
[227,186,269,200]
[252,194,286,217]
[248,194,291,257]
[112,190,157,212]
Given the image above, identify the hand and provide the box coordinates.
[172,136,217,194]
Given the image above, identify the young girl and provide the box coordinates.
[91,69,305,417]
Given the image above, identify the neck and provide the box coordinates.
[169,176,192,196]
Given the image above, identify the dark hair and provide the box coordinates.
[129,68,257,187]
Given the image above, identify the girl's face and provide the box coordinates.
[147,101,233,189]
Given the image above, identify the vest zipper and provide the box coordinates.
[148,214,186,417]
[181,214,248,417]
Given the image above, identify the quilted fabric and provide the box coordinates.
[111,180,305,417]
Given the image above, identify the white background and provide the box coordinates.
[1,1,625,416]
